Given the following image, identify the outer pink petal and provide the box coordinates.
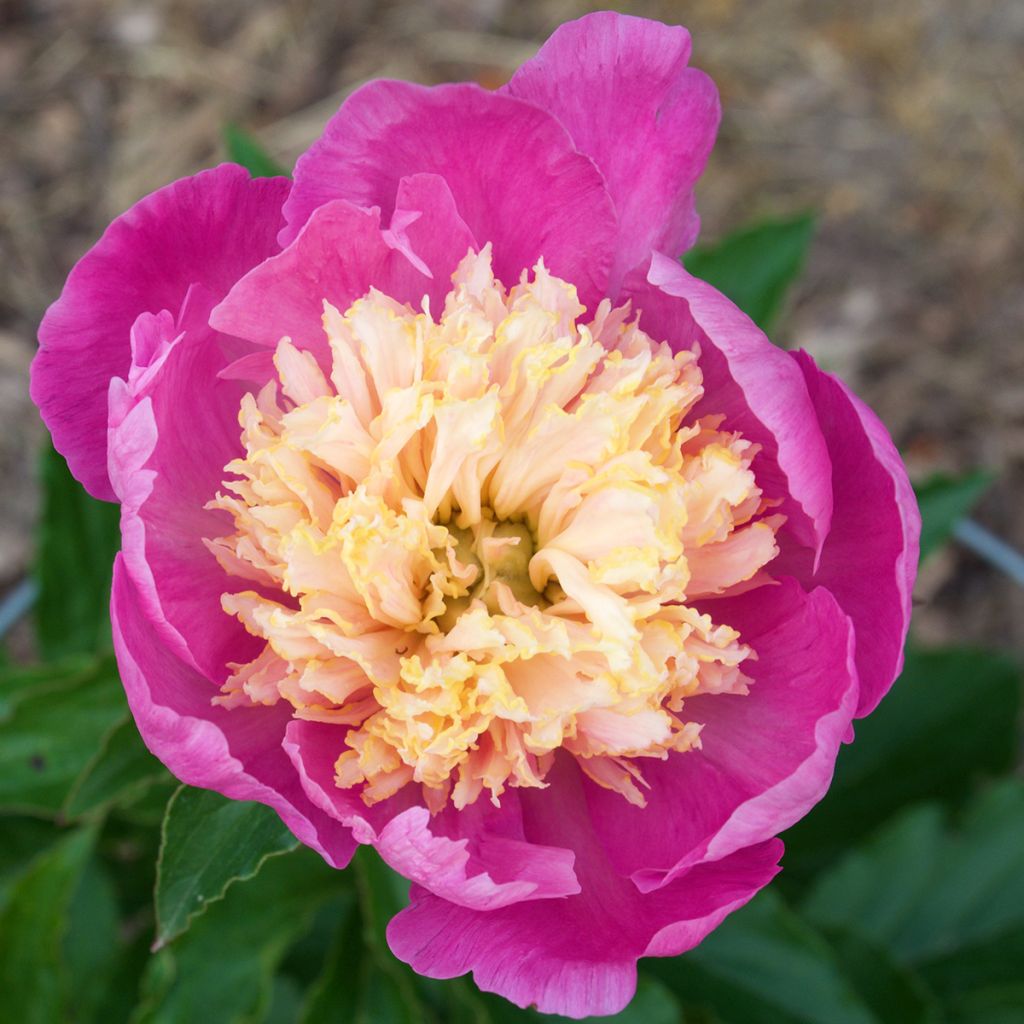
[31,165,288,500]
[387,754,781,1019]
[623,254,834,557]
[284,720,579,911]
[581,579,857,892]
[774,352,920,716]
[108,288,259,683]
[210,185,475,355]
[281,81,617,309]
[111,558,356,871]
[503,11,720,293]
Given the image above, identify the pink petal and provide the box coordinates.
[31,165,288,500]
[210,186,474,355]
[503,11,720,293]
[111,558,356,869]
[281,81,617,309]
[284,720,579,911]
[108,286,259,682]
[623,254,834,558]
[582,578,858,893]
[387,753,781,1018]
[774,352,920,716]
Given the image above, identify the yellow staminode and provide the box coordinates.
[207,248,781,810]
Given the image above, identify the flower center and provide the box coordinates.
[206,248,782,810]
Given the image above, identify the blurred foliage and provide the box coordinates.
[914,472,995,561]
[1,211,1020,1023]
[683,213,816,335]
[224,123,289,179]
[34,445,120,659]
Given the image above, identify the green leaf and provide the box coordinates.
[135,846,348,1024]
[0,826,96,1024]
[803,780,1024,1002]
[154,786,300,947]
[648,890,877,1024]
[820,928,940,1024]
[297,898,363,1024]
[34,444,121,658]
[0,656,129,815]
[780,646,1020,882]
[64,716,167,820]
[683,213,815,334]
[224,122,288,178]
[0,654,98,719]
[351,847,432,1022]
[946,986,1024,1024]
[914,471,995,560]
[0,816,62,907]
[65,854,125,1024]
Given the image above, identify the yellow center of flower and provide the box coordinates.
[206,248,782,810]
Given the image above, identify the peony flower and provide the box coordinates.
[30,11,919,1018]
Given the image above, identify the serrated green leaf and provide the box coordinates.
[34,444,121,658]
[0,826,96,1024]
[647,891,877,1024]
[781,646,1020,882]
[0,655,128,815]
[224,122,288,178]
[64,716,167,820]
[914,471,995,560]
[154,786,300,947]
[803,781,1024,1002]
[683,213,815,334]
[135,846,347,1024]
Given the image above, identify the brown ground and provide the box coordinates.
[1,0,1022,652]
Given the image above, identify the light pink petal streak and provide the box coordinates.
[108,287,260,683]
[32,165,288,500]
[504,11,720,293]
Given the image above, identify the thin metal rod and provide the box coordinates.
[0,578,38,640]
[954,518,1024,590]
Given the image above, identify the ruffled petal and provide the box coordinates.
[503,11,720,293]
[32,165,288,500]
[622,254,834,557]
[281,81,617,309]
[210,186,474,354]
[387,753,781,1018]
[774,352,919,716]
[111,558,356,870]
[581,578,858,892]
[108,287,258,682]
[284,720,579,911]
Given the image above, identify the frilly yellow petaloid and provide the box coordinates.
[206,247,782,810]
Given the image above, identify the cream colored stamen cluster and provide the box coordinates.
[206,248,781,810]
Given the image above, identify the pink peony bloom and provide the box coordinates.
[30,11,919,1018]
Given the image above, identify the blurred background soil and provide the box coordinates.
[1,0,1022,653]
